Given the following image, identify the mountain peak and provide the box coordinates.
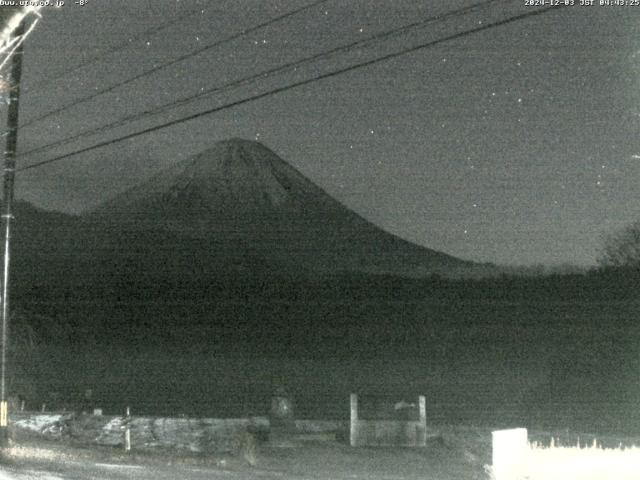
[88,139,484,277]
[179,138,312,212]
[199,138,277,168]
[91,138,312,219]
[218,137,266,149]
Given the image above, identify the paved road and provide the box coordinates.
[0,429,486,479]
[0,461,311,480]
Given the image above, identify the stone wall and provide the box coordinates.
[10,412,269,454]
[350,419,428,447]
[294,419,347,434]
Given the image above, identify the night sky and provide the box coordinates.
[5,0,640,267]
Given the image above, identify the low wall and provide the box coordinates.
[13,403,425,451]
[349,394,428,447]
[294,419,347,434]
[351,419,427,447]
[10,412,269,454]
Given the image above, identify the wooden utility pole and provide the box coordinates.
[0,19,26,445]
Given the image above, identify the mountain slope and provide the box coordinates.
[88,138,487,277]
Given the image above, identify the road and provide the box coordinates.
[0,427,491,479]
[0,460,307,480]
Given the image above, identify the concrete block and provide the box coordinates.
[492,428,529,480]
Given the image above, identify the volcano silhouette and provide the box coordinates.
[87,138,482,278]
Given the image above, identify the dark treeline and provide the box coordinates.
[312,267,640,302]
[9,264,640,351]
[17,264,634,304]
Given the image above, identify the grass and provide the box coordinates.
[490,433,640,480]
[524,441,640,480]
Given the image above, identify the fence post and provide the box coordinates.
[418,395,426,446]
[350,393,358,447]
[124,406,131,452]
[418,395,426,424]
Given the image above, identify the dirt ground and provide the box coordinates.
[5,425,640,479]
[1,425,493,480]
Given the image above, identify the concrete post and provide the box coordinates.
[350,393,358,447]
[417,395,427,446]
[124,406,131,452]
[418,396,426,424]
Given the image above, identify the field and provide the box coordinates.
[522,442,640,480]
[20,297,640,436]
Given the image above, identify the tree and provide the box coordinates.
[598,220,640,269]
[7,310,40,407]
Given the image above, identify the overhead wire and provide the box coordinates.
[18,4,566,173]
[18,0,504,158]
[23,4,210,93]
[18,0,329,130]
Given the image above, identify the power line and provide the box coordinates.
[24,5,209,94]
[17,5,565,174]
[19,0,504,158]
[18,0,328,130]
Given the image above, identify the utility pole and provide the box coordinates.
[0,19,26,446]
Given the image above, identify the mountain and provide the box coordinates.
[87,138,490,278]
[2,139,501,344]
